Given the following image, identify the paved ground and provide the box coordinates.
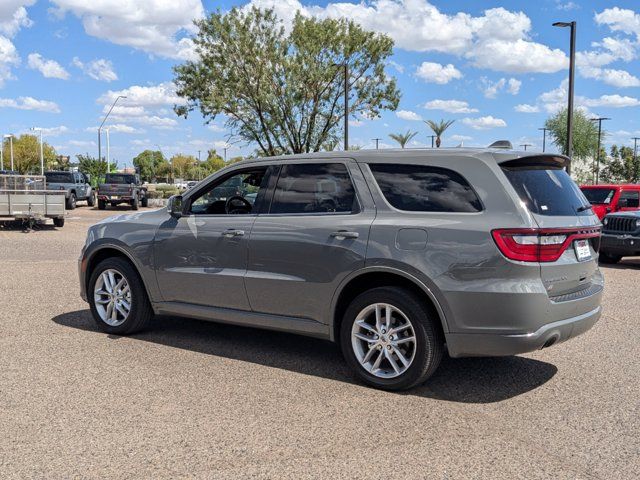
[0,207,638,479]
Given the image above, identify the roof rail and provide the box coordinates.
[488,140,513,149]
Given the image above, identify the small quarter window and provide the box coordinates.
[369,164,482,212]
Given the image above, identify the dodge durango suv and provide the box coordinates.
[79,149,604,390]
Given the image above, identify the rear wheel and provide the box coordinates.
[53,217,64,228]
[340,287,443,391]
[66,193,76,210]
[141,196,148,207]
[98,199,106,210]
[87,192,95,207]
[600,253,622,264]
[88,257,153,335]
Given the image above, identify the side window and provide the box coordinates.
[270,163,357,214]
[189,168,268,215]
[620,190,640,208]
[369,163,482,212]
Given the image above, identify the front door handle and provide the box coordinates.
[222,229,245,237]
[330,230,359,239]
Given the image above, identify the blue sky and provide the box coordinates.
[1,0,640,168]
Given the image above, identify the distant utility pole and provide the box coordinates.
[98,95,126,168]
[520,143,532,151]
[633,137,640,174]
[372,138,381,149]
[538,127,548,152]
[590,117,610,185]
[198,150,201,162]
[429,135,436,148]
[553,21,576,173]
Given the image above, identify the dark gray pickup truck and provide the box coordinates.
[97,173,148,210]
[44,171,95,209]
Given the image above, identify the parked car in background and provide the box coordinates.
[186,181,199,189]
[580,184,640,220]
[0,170,18,175]
[97,173,148,210]
[44,171,95,210]
[599,211,640,263]
[79,149,603,391]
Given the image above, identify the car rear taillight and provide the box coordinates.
[492,228,601,262]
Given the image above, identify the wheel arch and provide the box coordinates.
[330,267,449,342]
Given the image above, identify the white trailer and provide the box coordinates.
[0,175,66,227]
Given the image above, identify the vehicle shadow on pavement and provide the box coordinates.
[600,259,640,270]
[53,310,557,404]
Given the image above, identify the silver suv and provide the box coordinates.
[79,149,604,390]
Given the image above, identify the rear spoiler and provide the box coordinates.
[499,154,569,170]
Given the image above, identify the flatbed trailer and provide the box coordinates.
[0,175,66,227]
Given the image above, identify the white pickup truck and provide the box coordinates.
[0,174,66,227]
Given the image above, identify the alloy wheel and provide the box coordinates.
[93,269,132,326]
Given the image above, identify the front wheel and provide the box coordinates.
[141,196,148,207]
[66,193,76,210]
[87,192,95,207]
[88,258,153,335]
[340,287,443,391]
[131,196,139,210]
[53,217,64,228]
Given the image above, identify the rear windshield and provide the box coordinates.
[502,167,591,216]
[45,172,73,183]
[105,174,136,184]
[580,187,615,205]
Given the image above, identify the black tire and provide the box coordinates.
[66,193,76,210]
[141,196,148,208]
[53,217,64,228]
[340,287,443,391]
[87,192,96,207]
[98,199,106,210]
[131,197,139,210]
[88,257,153,335]
[111,202,118,207]
[600,253,622,264]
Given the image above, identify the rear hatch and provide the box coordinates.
[498,155,601,298]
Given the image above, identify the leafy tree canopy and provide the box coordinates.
[132,150,168,182]
[2,134,57,174]
[174,7,400,156]
[76,154,117,186]
[601,145,640,184]
[545,108,600,161]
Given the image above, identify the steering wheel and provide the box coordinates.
[225,195,252,214]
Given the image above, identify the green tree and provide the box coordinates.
[174,7,400,156]
[601,145,640,183]
[389,130,418,148]
[201,149,226,176]
[424,119,455,148]
[76,154,117,186]
[544,108,599,162]
[170,153,199,179]
[2,134,57,174]
[132,150,168,182]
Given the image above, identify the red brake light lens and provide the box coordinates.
[492,228,601,262]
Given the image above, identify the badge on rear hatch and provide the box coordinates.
[574,239,591,261]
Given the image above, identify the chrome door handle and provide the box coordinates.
[222,229,245,237]
[330,230,359,239]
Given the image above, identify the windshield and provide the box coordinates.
[502,167,591,216]
[580,187,616,205]
[45,172,73,183]
[105,174,136,184]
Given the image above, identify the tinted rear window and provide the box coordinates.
[45,172,73,183]
[369,164,482,212]
[106,174,136,184]
[580,188,615,205]
[502,167,590,216]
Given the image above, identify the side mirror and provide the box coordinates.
[167,195,184,218]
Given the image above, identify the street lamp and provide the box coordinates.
[31,127,44,174]
[98,95,126,164]
[3,134,14,171]
[553,21,576,173]
[590,117,610,185]
[538,127,548,152]
[104,128,111,166]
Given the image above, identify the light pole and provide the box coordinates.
[98,95,126,165]
[223,147,228,162]
[590,117,610,185]
[632,137,640,179]
[538,127,548,152]
[105,128,111,166]
[372,138,381,149]
[31,127,44,174]
[429,135,436,148]
[553,21,576,173]
[520,143,532,151]
[4,134,14,171]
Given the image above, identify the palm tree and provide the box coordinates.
[389,130,418,148]
[425,119,455,148]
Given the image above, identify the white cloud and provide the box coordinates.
[507,78,521,95]
[450,134,472,141]
[35,125,69,136]
[462,116,507,130]
[69,139,96,147]
[594,7,640,39]
[579,66,640,88]
[72,57,117,82]
[396,110,423,121]
[423,99,477,114]
[481,77,520,98]
[581,95,640,109]
[514,104,540,113]
[50,0,205,60]
[98,82,186,108]
[556,1,579,11]
[0,96,60,113]
[0,35,19,87]
[415,62,462,84]
[86,124,143,134]
[27,53,69,80]
[0,2,35,87]
[348,119,364,127]
[387,60,405,74]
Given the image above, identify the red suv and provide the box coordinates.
[580,184,640,220]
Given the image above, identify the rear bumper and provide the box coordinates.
[97,195,133,202]
[445,305,602,357]
[601,233,640,255]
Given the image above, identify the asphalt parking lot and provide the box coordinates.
[0,207,638,479]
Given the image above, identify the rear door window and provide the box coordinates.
[620,190,640,208]
[369,164,482,212]
[580,187,615,205]
[502,166,590,216]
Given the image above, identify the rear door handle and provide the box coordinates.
[330,230,359,239]
[222,229,245,237]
